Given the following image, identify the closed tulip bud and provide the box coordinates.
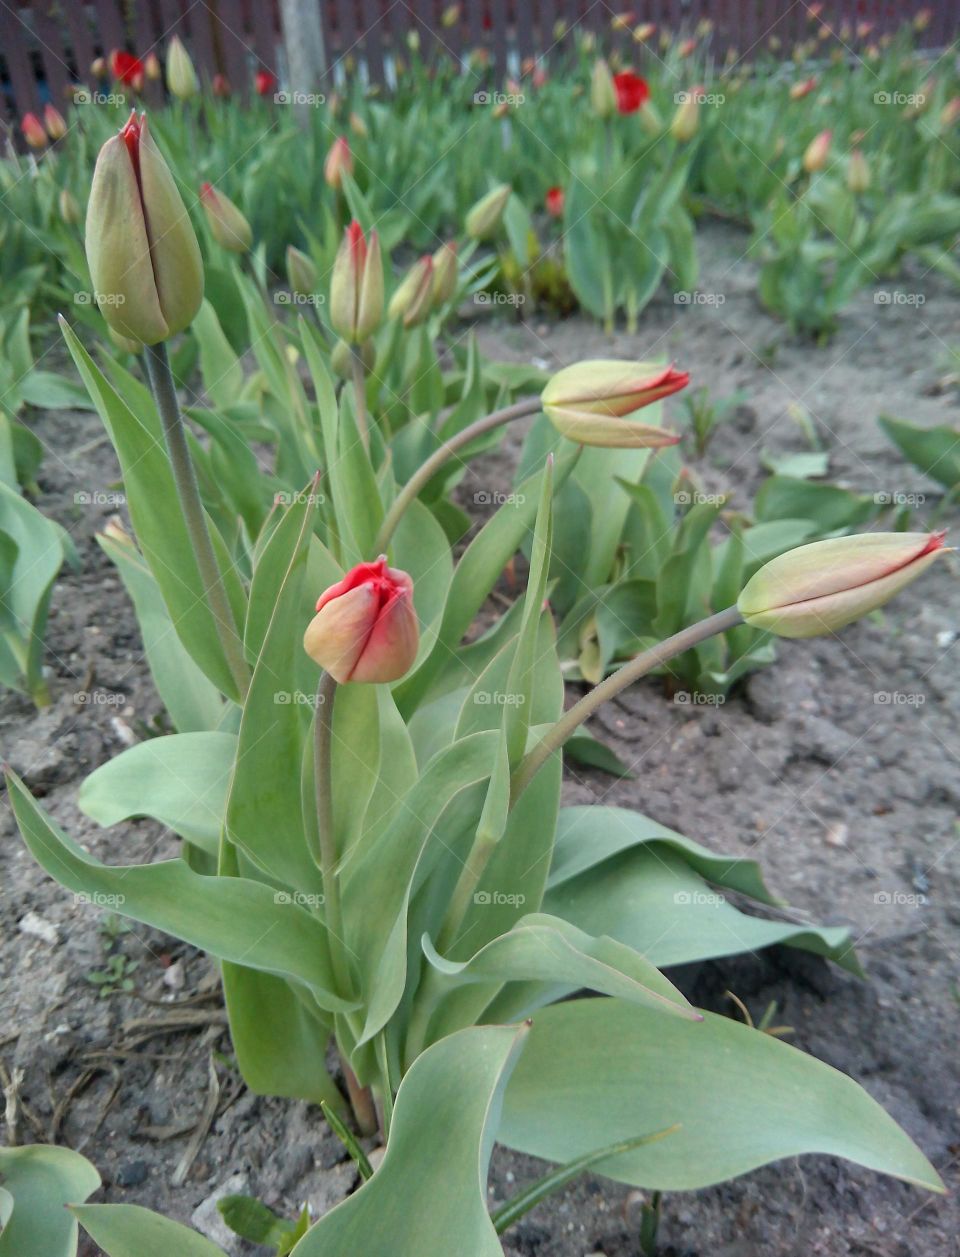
[286,245,318,296]
[324,136,353,189]
[330,220,383,342]
[633,22,656,42]
[678,38,697,57]
[331,337,375,379]
[144,51,162,81]
[738,532,948,639]
[670,88,701,142]
[21,113,46,149]
[431,241,458,306]
[465,183,511,240]
[304,557,419,684]
[91,57,106,78]
[199,182,252,252]
[388,255,434,327]
[349,111,368,138]
[790,76,817,100]
[43,104,67,141]
[212,73,231,98]
[442,4,460,27]
[638,99,663,135]
[542,360,687,448]
[166,35,199,99]
[59,187,81,224]
[802,129,831,173]
[85,111,203,345]
[590,58,617,118]
[940,97,960,128]
[847,149,870,194]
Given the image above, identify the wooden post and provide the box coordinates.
[279,0,326,125]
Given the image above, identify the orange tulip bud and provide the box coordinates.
[324,136,353,189]
[21,113,46,149]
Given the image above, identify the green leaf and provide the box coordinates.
[292,1025,528,1257]
[78,733,237,857]
[564,734,634,778]
[879,414,960,491]
[20,370,97,410]
[74,1205,227,1257]
[217,1195,294,1246]
[194,299,244,408]
[500,998,944,1192]
[0,1144,100,1257]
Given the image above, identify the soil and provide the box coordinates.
[2,219,958,1257]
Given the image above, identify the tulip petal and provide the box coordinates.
[349,588,420,683]
[137,118,203,338]
[304,584,379,682]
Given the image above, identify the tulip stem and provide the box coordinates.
[314,671,353,999]
[351,346,370,450]
[510,605,744,803]
[144,342,250,701]
[374,396,542,553]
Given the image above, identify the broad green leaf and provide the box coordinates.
[74,1205,226,1257]
[0,1144,100,1257]
[879,414,960,491]
[500,998,944,1192]
[20,370,97,410]
[78,733,237,856]
[194,299,244,408]
[292,1025,528,1257]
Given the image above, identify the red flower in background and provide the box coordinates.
[255,70,276,97]
[109,50,144,91]
[613,71,649,114]
[545,186,565,218]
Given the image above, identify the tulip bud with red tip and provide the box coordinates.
[738,532,948,639]
[200,182,252,253]
[21,113,46,149]
[303,557,419,684]
[324,136,353,189]
[255,70,276,97]
[212,73,231,98]
[330,220,383,343]
[464,183,511,240]
[388,255,434,328]
[85,111,203,345]
[545,186,565,218]
[803,129,832,173]
[43,104,67,141]
[144,52,161,81]
[542,360,687,448]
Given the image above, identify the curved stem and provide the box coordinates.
[314,671,352,999]
[374,395,542,553]
[351,345,370,451]
[510,605,744,804]
[144,342,250,701]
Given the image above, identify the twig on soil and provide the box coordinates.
[171,1054,220,1187]
[48,1066,103,1142]
[0,1057,45,1145]
[77,1066,122,1151]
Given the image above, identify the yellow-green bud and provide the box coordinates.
[591,58,617,118]
[166,34,199,100]
[286,245,318,297]
[465,184,511,241]
[431,241,458,307]
[542,360,688,448]
[330,220,383,343]
[199,182,252,253]
[388,255,434,328]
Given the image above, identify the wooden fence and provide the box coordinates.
[2,1,957,131]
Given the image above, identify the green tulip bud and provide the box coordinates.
[388,255,434,328]
[166,34,199,100]
[286,245,318,297]
[199,182,252,253]
[330,220,383,343]
[465,184,511,241]
[591,58,617,118]
[431,241,458,307]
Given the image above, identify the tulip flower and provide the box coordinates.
[286,245,318,297]
[545,186,565,218]
[542,360,687,448]
[21,113,46,149]
[166,35,199,100]
[465,183,511,240]
[591,59,618,118]
[109,50,144,91]
[350,111,369,138]
[43,104,67,141]
[738,533,948,639]
[847,149,871,194]
[790,76,817,100]
[91,57,106,79]
[633,22,656,42]
[324,136,353,189]
[330,220,383,343]
[212,73,231,98]
[144,52,161,81]
[802,129,831,173]
[670,88,701,142]
[388,255,434,328]
[678,38,697,57]
[59,187,81,225]
[254,70,276,96]
[303,557,419,684]
[431,241,458,306]
[199,182,252,253]
[613,71,650,114]
[85,111,203,345]
[940,97,960,128]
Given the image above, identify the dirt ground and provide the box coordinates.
[2,219,958,1256]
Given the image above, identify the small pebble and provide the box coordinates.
[19,912,58,944]
[825,822,848,848]
[115,1160,148,1188]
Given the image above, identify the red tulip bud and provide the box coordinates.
[21,113,46,149]
[304,557,419,683]
[545,186,565,218]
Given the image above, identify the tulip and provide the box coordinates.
[542,360,687,448]
[59,187,81,225]
[914,8,932,31]
[85,111,203,345]
[91,57,106,79]
[633,22,656,42]
[431,241,458,306]
[304,557,419,684]
[802,129,831,173]
[738,532,948,639]
[330,220,383,343]
[591,59,618,118]
[940,97,960,128]
[199,182,252,253]
[349,111,369,138]
[166,35,199,100]
[144,51,161,81]
[254,70,276,97]
[670,87,701,142]
[442,5,461,28]
[109,50,144,91]
[21,113,46,149]
[388,255,434,328]
[545,186,565,218]
[43,104,67,141]
[613,70,650,114]
[324,136,353,189]
[847,149,871,194]
[286,245,318,297]
[465,183,511,240]
[790,76,817,100]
